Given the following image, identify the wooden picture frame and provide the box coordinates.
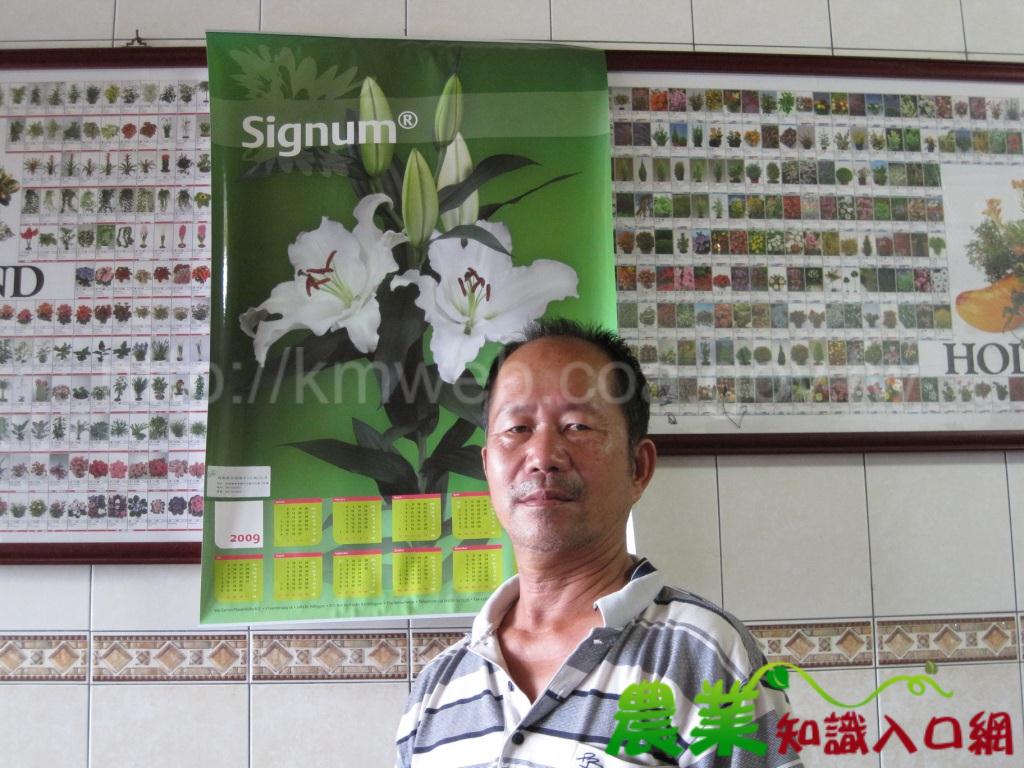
[0,46,207,563]
[607,51,1024,454]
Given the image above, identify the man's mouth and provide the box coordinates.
[519,490,575,503]
[513,480,582,505]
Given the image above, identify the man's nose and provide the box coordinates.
[526,426,569,473]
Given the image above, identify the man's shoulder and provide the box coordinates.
[633,583,766,678]
[648,583,739,625]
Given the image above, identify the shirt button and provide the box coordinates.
[511,732,524,745]
[507,681,514,691]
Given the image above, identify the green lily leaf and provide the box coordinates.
[438,378,486,429]
[435,417,478,454]
[229,46,359,101]
[421,445,485,482]
[381,421,421,448]
[925,660,938,675]
[432,224,510,257]
[241,148,364,180]
[287,438,418,494]
[373,283,425,403]
[420,418,481,493]
[437,154,538,212]
[378,342,439,442]
[478,172,578,220]
[352,418,392,453]
[237,328,363,394]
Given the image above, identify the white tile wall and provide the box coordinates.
[633,454,723,605]
[962,0,1024,56]
[1,684,89,767]
[114,0,260,41]
[90,684,249,768]
[551,0,692,45]
[1010,451,1024,608]
[0,0,115,43]
[251,682,408,768]
[829,0,966,55]
[406,0,551,41]
[691,0,831,51]
[866,453,1015,617]
[260,0,407,39]
[877,663,1022,768]
[0,565,91,630]
[719,454,872,621]
[91,564,203,631]
[784,668,880,768]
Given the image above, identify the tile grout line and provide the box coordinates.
[689,0,696,53]
[958,0,969,62]
[1002,450,1024,724]
[248,625,253,768]
[861,452,882,750]
[714,454,725,610]
[861,453,877,647]
[826,0,834,56]
[86,564,94,768]
[407,619,413,692]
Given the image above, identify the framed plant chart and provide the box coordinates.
[607,52,1024,453]
[0,47,209,562]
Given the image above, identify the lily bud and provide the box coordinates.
[359,76,395,176]
[437,133,478,231]
[434,74,463,146]
[402,149,438,248]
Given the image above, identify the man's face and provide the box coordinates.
[482,337,655,555]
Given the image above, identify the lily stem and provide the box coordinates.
[416,432,427,494]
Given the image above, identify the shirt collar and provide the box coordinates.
[469,557,665,643]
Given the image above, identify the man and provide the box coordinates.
[396,319,800,767]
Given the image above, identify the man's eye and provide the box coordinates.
[565,423,590,431]
[507,425,530,434]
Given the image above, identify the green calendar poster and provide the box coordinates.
[199,33,613,622]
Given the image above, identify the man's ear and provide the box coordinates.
[630,438,657,502]
[481,444,489,483]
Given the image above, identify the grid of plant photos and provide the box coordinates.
[0,74,211,530]
[611,79,1024,421]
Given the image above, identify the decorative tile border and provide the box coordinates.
[876,616,1018,665]
[411,631,467,677]
[749,621,873,668]
[92,634,246,681]
[251,632,407,680]
[0,634,88,680]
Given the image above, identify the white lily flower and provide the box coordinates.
[393,220,578,382]
[240,193,407,366]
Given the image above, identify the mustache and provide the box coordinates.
[510,476,584,502]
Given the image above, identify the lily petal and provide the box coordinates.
[429,322,487,382]
[240,196,404,366]
[395,219,578,382]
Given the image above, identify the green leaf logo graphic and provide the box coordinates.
[925,660,938,675]
[762,666,790,690]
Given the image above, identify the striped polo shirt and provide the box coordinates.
[395,558,802,768]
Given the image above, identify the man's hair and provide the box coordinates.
[482,318,650,446]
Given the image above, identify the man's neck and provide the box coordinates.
[506,547,635,633]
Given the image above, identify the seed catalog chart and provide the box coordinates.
[610,70,1024,439]
[0,63,211,544]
